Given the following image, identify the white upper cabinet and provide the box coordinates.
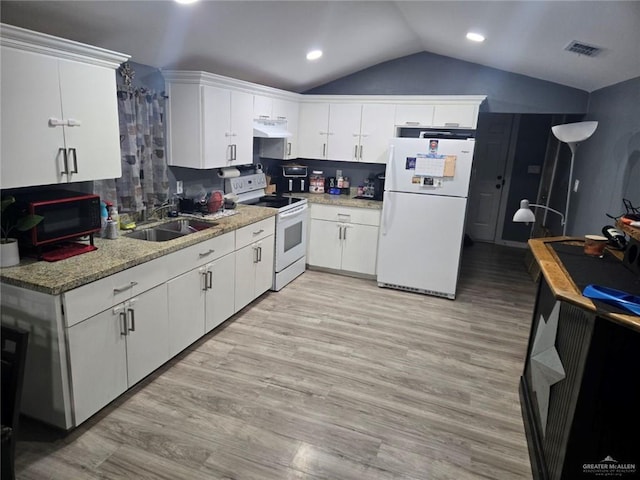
[253,94,273,120]
[299,102,396,163]
[432,104,479,128]
[165,77,253,169]
[394,100,482,129]
[0,24,128,189]
[394,104,435,127]
[358,104,396,164]
[229,89,254,165]
[255,95,300,160]
[298,102,330,159]
[327,103,362,161]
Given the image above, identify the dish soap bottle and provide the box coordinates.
[100,201,109,238]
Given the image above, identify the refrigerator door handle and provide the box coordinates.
[386,145,395,192]
[381,195,392,236]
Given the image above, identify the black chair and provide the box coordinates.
[1,325,29,480]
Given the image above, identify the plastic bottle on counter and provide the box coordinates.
[105,201,119,238]
[100,201,109,238]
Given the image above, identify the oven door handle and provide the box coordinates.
[279,203,308,218]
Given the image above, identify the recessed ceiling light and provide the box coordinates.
[466,32,485,43]
[306,50,323,61]
[174,0,199,4]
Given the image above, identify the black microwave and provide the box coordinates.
[15,190,102,246]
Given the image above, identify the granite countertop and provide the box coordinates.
[0,205,277,295]
[529,236,640,332]
[287,191,383,210]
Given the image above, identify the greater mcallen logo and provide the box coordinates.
[583,456,637,476]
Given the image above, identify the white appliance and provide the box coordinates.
[227,173,308,291]
[377,135,475,299]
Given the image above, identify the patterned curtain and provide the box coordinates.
[94,89,168,213]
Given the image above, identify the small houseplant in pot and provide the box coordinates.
[1,196,43,267]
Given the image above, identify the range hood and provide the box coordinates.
[253,119,292,138]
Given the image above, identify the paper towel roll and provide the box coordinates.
[218,167,240,178]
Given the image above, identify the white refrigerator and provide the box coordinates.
[377,136,476,299]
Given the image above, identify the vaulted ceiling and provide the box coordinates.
[2,1,638,93]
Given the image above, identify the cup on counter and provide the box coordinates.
[584,235,608,257]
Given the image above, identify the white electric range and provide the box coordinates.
[226,173,308,291]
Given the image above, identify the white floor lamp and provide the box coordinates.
[513,121,598,236]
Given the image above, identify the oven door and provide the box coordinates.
[275,203,308,272]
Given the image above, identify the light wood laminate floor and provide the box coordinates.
[15,242,536,479]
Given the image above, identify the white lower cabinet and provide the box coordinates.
[307,204,380,276]
[206,253,236,332]
[166,251,236,356]
[166,268,206,357]
[234,217,276,312]
[1,217,276,429]
[67,283,168,425]
[234,237,275,312]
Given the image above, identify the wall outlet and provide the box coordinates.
[573,179,580,192]
[176,180,183,195]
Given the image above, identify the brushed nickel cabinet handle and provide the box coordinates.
[69,147,78,173]
[207,270,213,289]
[199,249,215,258]
[119,311,128,336]
[59,148,69,174]
[114,281,137,294]
[127,308,135,332]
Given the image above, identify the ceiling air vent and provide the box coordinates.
[565,41,602,57]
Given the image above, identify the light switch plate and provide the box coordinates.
[176,181,183,195]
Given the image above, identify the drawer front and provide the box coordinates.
[310,204,380,226]
[63,255,169,327]
[164,232,234,274]
[235,217,275,250]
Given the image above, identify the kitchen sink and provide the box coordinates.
[126,228,186,242]
[159,219,218,233]
[126,219,218,242]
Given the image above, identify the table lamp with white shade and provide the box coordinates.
[513,121,598,236]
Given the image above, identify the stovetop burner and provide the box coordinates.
[253,195,305,209]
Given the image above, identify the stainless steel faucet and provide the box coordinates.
[142,202,172,222]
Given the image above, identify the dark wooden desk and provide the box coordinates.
[521,237,639,480]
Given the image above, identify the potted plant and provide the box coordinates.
[1,196,43,267]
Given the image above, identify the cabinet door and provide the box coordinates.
[125,285,170,387]
[234,243,258,313]
[166,82,204,168]
[253,94,273,120]
[67,307,128,425]
[298,102,329,159]
[202,85,232,169]
[1,47,65,189]
[394,104,434,127]
[328,103,362,162]
[205,253,236,333]
[230,90,254,165]
[58,58,121,182]
[432,104,478,129]
[358,104,396,164]
[272,98,299,159]
[307,219,342,270]
[254,235,275,298]
[341,223,379,275]
[167,267,206,357]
